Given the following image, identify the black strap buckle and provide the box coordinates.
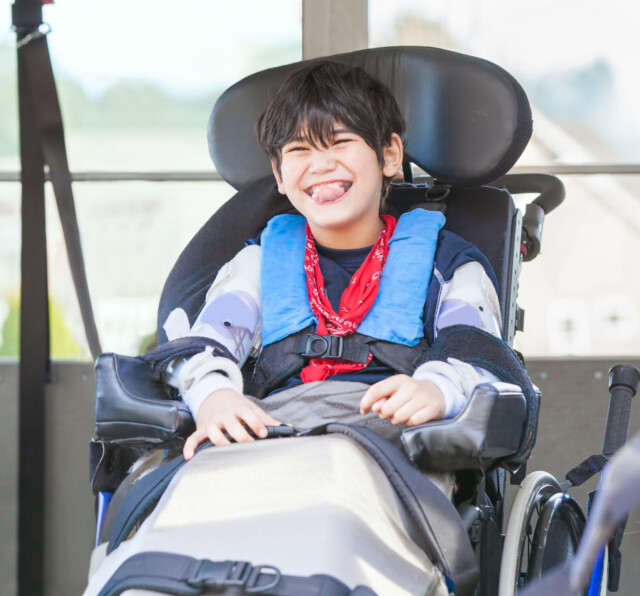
[187,560,281,592]
[246,565,282,593]
[299,333,344,359]
[300,333,344,358]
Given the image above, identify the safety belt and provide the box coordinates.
[98,552,376,596]
[12,2,102,595]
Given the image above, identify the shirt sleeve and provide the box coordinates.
[413,361,501,419]
[415,232,504,419]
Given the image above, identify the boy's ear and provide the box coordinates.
[271,161,286,194]
[382,133,404,178]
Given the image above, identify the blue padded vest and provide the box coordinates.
[260,209,446,347]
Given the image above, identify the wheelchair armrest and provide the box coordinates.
[95,352,194,446]
[400,382,527,472]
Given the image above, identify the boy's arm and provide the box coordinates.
[159,244,281,455]
[362,256,503,425]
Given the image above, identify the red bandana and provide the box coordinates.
[301,214,397,383]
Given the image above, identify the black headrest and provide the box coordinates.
[208,46,532,190]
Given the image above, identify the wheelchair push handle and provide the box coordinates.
[491,173,565,261]
[602,364,640,458]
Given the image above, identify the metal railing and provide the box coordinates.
[1,164,640,183]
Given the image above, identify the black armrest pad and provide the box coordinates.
[401,383,527,472]
[95,353,194,446]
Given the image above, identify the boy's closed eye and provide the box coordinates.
[284,144,309,153]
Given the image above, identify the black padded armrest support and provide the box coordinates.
[95,353,194,446]
[401,383,527,472]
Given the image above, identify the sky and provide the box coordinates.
[369,0,640,125]
[2,1,638,102]
[2,0,640,142]
[0,0,302,97]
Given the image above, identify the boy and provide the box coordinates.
[172,61,504,460]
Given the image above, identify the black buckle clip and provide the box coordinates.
[300,333,343,359]
[16,23,51,49]
[246,565,282,593]
[187,560,281,593]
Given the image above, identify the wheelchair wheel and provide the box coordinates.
[498,471,586,595]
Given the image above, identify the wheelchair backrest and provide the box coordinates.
[158,46,532,344]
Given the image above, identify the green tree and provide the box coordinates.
[0,294,87,359]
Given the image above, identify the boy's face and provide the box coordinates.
[272,126,403,249]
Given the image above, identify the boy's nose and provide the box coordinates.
[308,151,336,174]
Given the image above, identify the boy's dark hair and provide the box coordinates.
[256,60,406,201]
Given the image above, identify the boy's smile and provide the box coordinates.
[305,180,352,204]
[273,127,403,249]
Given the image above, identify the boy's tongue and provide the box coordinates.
[312,183,347,204]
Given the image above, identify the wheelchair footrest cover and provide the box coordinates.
[85,433,462,596]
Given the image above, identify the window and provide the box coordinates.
[369,0,640,356]
[0,0,302,357]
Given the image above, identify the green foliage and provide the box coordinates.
[0,294,87,359]
[137,330,158,355]
[49,298,87,359]
[0,295,19,357]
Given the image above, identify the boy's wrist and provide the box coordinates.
[183,372,243,419]
[412,370,467,419]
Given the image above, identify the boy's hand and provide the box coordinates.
[360,374,445,427]
[183,389,281,459]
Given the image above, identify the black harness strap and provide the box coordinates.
[98,552,375,596]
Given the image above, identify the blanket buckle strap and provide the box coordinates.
[186,559,281,593]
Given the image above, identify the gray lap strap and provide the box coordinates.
[97,551,376,596]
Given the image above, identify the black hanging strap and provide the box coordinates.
[15,7,48,596]
[15,14,102,359]
[13,2,102,595]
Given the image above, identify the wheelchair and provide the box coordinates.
[83,46,618,596]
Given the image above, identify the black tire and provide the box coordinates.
[499,472,586,595]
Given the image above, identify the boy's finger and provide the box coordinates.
[379,387,413,419]
[241,408,270,439]
[391,398,428,425]
[406,406,439,427]
[360,376,401,412]
[223,416,255,443]
[206,423,232,447]
[255,407,282,427]
[372,398,387,413]
[183,428,207,460]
